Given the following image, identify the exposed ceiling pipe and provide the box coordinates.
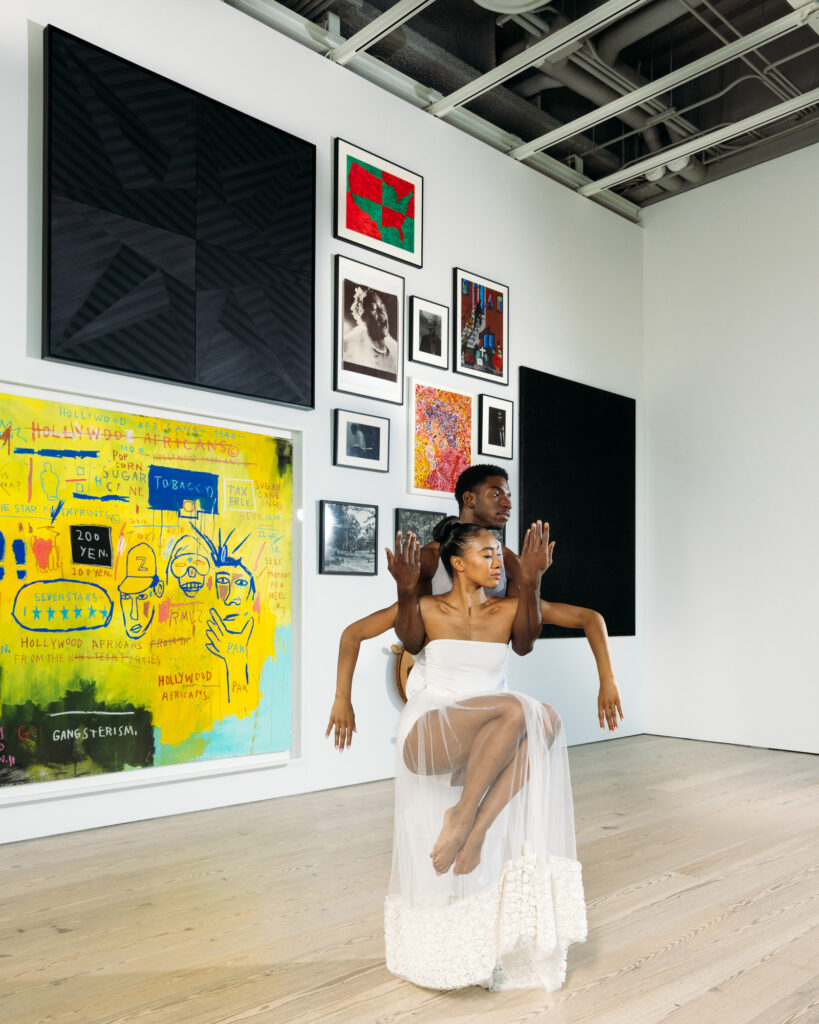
[540,57,664,150]
[596,0,705,67]
[330,0,623,172]
[512,71,564,97]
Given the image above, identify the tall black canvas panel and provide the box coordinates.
[43,27,315,408]
[519,367,635,637]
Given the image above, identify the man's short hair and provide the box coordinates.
[455,464,509,509]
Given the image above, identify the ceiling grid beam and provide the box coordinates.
[425,0,655,118]
[508,2,819,162]
[578,86,819,196]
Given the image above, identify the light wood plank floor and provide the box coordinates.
[1,736,817,1024]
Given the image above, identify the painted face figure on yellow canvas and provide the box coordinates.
[117,543,164,640]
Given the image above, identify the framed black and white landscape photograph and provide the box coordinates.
[409,296,449,370]
[479,394,514,459]
[319,500,378,575]
[335,255,404,405]
[394,507,448,547]
[333,409,390,472]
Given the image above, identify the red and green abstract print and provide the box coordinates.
[346,156,415,255]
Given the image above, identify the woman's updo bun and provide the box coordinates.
[432,517,488,577]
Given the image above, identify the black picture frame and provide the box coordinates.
[319,500,379,576]
[333,409,390,472]
[43,27,316,409]
[479,394,514,459]
[334,254,405,405]
[453,267,509,386]
[409,296,449,370]
[333,138,423,268]
[394,507,449,547]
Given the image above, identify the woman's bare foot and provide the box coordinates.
[430,805,474,875]
[453,825,486,876]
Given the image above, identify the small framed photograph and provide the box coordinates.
[453,268,509,386]
[479,394,514,459]
[333,409,390,472]
[408,378,475,498]
[395,507,449,547]
[409,296,449,370]
[335,255,404,405]
[319,500,378,575]
[334,139,423,268]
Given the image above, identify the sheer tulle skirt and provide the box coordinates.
[385,640,587,991]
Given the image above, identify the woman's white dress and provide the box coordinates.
[385,639,587,991]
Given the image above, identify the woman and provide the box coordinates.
[382,519,587,991]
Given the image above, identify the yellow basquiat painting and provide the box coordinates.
[0,391,293,787]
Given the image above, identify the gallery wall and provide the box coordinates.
[0,0,644,843]
[642,143,819,755]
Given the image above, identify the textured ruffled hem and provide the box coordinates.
[384,846,587,991]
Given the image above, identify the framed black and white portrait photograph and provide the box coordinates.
[409,296,449,370]
[479,394,514,459]
[394,507,448,547]
[335,255,404,405]
[334,409,390,472]
[319,500,378,575]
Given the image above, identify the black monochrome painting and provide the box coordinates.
[519,367,635,637]
[43,28,316,408]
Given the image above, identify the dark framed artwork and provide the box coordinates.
[409,296,449,371]
[453,268,509,386]
[319,500,378,576]
[333,409,390,472]
[479,394,514,459]
[43,27,316,408]
[519,367,635,638]
[334,255,404,405]
[394,507,448,547]
[334,139,423,268]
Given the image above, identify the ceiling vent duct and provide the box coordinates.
[473,0,553,15]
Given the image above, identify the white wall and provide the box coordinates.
[642,144,819,754]
[0,0,644,843]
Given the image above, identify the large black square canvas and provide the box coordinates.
[43,27,315,408]
[519,367,635,638]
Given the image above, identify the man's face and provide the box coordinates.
[363,294,389,341]
[468,476,512,528]
[119,585,160,639]
[215,566,254,627]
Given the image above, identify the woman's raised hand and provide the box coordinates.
[519,520,555,586]
[386,530,421,594]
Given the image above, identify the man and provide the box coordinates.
[117,543,164,640]
[326,464,624,750]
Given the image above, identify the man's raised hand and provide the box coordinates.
[386,530,421,594]
[519,520,555,586]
